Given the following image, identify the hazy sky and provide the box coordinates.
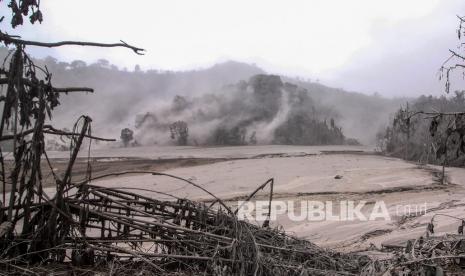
[2,0,465,97]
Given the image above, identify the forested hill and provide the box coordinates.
[289,79,408,144]
[0,47,406,145]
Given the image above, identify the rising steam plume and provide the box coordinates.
[133,75,349,146]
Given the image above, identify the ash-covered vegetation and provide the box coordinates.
[135,74,354,146]
[378,91,465,166]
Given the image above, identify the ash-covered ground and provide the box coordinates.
[43,145,465,255]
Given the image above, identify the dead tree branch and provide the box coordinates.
[0,32,145,55]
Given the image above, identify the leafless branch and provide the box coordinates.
[0,32,145,55]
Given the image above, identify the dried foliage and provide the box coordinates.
[5,0,43,28]
[379,96,465,184]
[362,217,465,275]
[1,174,370,275]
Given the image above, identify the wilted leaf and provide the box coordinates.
[29,10,43,24]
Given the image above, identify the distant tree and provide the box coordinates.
[211,126,246,146]
[250,75,283,120]
[170,121,188,145]
[44,56,58,65]
[70,60,87,69]
[96,59,110,68]
[391,103,417,159]
[249,131,257,145]
[171,95,189,113]
[120,128,134,147]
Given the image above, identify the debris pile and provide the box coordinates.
[1,175,369,275]
[362,218,465,275]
